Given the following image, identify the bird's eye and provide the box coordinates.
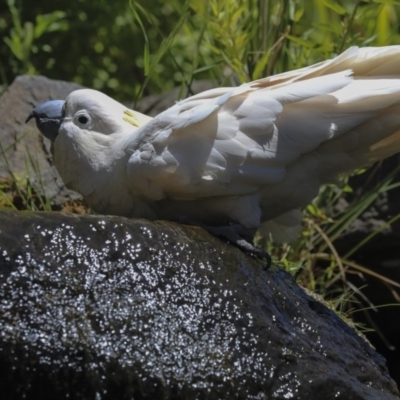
[78,115,89,124]
[74,111,92,128]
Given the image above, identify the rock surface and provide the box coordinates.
[0,75,83,204]
[0,210,398,399]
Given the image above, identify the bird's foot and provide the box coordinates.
[179,218,271,269]
[204,224,271,269]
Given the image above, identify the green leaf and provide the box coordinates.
[252,49,271,79]
[321,0,347,15]
[34,11,67,38]
[376,4,393,45]
[373,0,400,5]
[130,2,150,75]
[285,34,315,48]
[311,22,343,35]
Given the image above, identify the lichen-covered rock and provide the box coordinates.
[0,211,398,399]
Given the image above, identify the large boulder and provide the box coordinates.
[0,211,398,399]
[0,75,83,205]
[0,76,81,201]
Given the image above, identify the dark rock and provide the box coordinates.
[0,211,398,399]
[0,75,83,204]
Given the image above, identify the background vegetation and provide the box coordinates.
[1,0,400,374]
[2,0,400,101]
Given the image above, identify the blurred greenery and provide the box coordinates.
[1,0,400,101]
[1,0,400,329]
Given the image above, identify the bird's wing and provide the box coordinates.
[125,46,400,202]
[126,72,350,201]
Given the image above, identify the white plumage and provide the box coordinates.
[30,46,400,242]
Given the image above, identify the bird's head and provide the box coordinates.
[26,89,152,144]
[26,89,153,197]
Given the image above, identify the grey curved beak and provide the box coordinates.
[26,100,65,142]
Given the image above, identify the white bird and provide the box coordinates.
[27,46,400,251]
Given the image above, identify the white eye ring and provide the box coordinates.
[74,111,92,128]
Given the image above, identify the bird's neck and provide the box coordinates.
[53,130,124,197]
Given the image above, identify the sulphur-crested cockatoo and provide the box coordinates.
[27,46,400,250]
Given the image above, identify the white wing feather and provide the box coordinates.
[126,71,356,199]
